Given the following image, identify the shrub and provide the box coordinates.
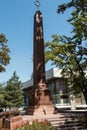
[0,109,19,118]
[14,120,57,130]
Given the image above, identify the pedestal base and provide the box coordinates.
[26,89,55,115]
[26,105,55,115]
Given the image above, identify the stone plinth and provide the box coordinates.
[26,105,55,115]
[26,88,55,115]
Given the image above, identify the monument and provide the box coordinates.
[26,0,54,115]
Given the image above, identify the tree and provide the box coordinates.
[45,1,87,103]
[0,33,10,72]
[0,83,5,107]
[4,71,24,110]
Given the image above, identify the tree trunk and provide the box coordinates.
[81,85,87,105]
[83,92,87,105]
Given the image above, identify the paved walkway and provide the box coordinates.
[22,109,87,122]
[22,113,63,122]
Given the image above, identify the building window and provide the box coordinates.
[52,82,56,94]
[48,79,70,105]
[24,93,28,107]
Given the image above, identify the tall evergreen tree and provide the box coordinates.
[4,71,24,110]
[45,1,87,103]
[0,83,8,110]
[0,34,10,72]
[0,83,5,107]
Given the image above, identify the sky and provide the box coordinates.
[0,0,72,83]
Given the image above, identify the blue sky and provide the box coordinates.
[0,0,72,83]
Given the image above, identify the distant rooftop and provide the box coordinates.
[22,68,62,90]
[22,67,87,90]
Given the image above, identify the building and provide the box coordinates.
[22,68,87,110]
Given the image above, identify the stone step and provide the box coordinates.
[23,112,87,130]
[50,120,79,125]
[56,125,87,130]
[47,117,78,121]
[46,113,87,130]
[52,121,86,126]
[53,122,87,130]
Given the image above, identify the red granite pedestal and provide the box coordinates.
[26,88,55,115]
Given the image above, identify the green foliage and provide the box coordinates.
[0,83,5,107]
[57,0,87,14]
[4,71,24,109]
[14,120,57,130]
[45,1,87,103]
[0,34,10,72]
[45,35,75,67]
